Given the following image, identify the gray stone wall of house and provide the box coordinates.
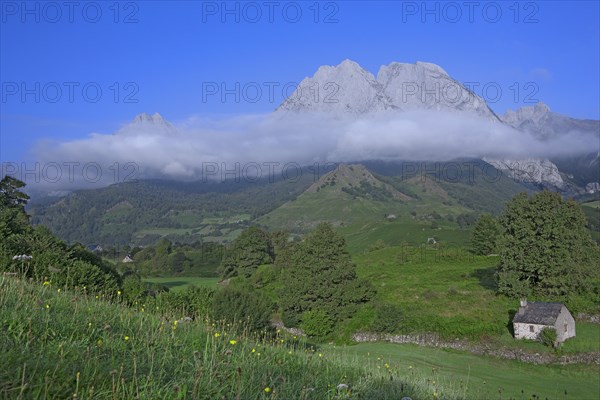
[554,306,576,342]
[514,322,546,340]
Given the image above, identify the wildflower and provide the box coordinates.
[229,339,237,345]
[409,365,413,369]
[251,348,256,353]
[280,339,284,343]
[385,363,390,369]
[57,288,61,293]
[117,290,121,296]
[214,332,220,338]
[318,353,323,357]
[257,352,261,356]
[88,322,92,328]
[45,304,50,309]
[124,336,130,341]
[43,281,50,285]
[264,387,271,393]
[97,339,103,347]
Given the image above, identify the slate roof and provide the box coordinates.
[512,302,565,325]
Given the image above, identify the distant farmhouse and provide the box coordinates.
[122,255,134,263]
[87,245,103,254]
[512,299,576,344]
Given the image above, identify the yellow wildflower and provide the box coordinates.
[264,387,271,393]
[43,281,50,286]
[124,336,130,341]
[214,332,220,338]
[229,339,237,345]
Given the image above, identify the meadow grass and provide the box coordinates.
[351,245,600,348]
[0,276,450,400]
[332,342,600,400]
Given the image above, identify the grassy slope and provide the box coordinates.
[345,245,600,348]
[0,277,435,400]
[259,166,474,254]
[3,276,598,400]
[334,342,600,400]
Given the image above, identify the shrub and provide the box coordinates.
[212,286,273,334]
[300,309,334,338]
[151,286,214,318]
[122,275,147,304]
[539,327,558,348]
[371,303,404,334]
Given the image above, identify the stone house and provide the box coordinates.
[512,299,576,344]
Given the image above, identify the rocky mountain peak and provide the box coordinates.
[117,112,176,136]
[277,59,499,120]
[133,112,168,125]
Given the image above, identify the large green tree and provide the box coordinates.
[0,176,30,210]
[470,214,500,255]
[496,191,599,298]
[219,226,273,278]
[279,223,374,327]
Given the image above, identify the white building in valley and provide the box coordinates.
[512,299,576,344]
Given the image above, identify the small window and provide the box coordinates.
[529,325,534,332]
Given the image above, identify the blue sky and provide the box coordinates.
[1,0,599,163]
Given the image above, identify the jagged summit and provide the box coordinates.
[502,102,599,140]
[277,59,499,120]
[117,112,177,136]
[132,112,169,125]
[502,103,551,128]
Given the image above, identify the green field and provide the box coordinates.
[582,200,600,209]
[332,342,600,400]
[144,276,220,292]
[343,245,600,349]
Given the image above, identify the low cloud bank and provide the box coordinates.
[15,110,600,189]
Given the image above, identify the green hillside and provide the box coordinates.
[28,174,314,246]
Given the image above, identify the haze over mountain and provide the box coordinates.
[25,59,599,192]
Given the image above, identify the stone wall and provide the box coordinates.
[351,332,600,365]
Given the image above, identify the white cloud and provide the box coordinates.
[27,110,598,189]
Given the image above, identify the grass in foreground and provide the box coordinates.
[0,276,449,399]
[332,343,600,400]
